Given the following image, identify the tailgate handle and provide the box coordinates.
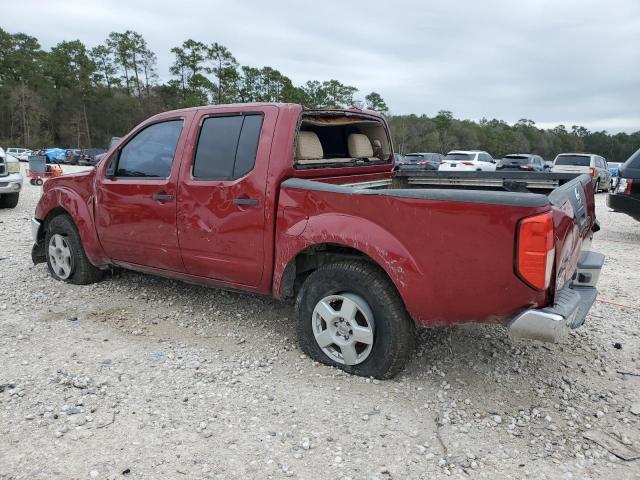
[233,198,259,206]
[152,192,175,202]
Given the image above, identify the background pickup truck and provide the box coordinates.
[31,103,604,378]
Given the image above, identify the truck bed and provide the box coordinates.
[391,170,581,193]
[277,173,595,326]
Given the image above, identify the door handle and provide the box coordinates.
[152,192,175,202]
[233,198,259,206]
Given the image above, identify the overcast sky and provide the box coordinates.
[3,0,639,132]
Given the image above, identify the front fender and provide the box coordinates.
[35,186,109,267]
[273,212,424,310]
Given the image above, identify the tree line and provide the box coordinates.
[0,28,637,162]
[390,112,640,162]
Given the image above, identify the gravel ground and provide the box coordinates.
[1,164,639,480]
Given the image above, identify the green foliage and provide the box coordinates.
[365,92,388,113]
[0,26,637,163]
[388,114,640,161]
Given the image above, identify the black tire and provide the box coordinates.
[45,214,103,285]
[296,261,415,379]
[0,193,19,209]
[36,178,43,186]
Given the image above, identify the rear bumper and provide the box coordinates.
[607,192,640,221]
[508,251,604,343]
[439,165,476,172]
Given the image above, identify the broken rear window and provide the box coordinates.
[294,112,392,168]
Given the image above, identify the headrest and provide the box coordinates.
[348,133,373,158]
[296,131,323,160]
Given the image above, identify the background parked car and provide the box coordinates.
[608,162,623,191]
[400,152,444,171]
[439,150,496,171]
[497,154,546,172]
[35,148,66,164]
[0,149,23,208]
[6,147,32,161]
[607,149,640,221]
[94,137,122,164]
[551,153,611,192]
[64,149,82,165]
[78,148,107,166]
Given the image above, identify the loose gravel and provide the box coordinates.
[1,165,639,479]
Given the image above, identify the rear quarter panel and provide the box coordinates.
[274,184,551,326]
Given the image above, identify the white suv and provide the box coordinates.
[551,153,611,192]
[6,147,32,162]
[439,150,496,172]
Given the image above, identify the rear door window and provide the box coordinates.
[404,154,424,163]
[445,153,474,161]
[193,114,263,180]
[555,155,590,166]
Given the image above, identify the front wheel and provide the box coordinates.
[296,261,415,379]
[45,215,103,285]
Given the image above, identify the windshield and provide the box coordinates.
[555,155,590,166]
[445,153,474,161]
[503,155,531,164]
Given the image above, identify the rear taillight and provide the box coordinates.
[417,161,427,165]
[440,161,446,164]
[617,178,633,194]
[461,161,474,165]
[517,212,555,290]
[523,165,533,170]
[589,167,596,177]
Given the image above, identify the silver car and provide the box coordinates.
[551,153,611,192]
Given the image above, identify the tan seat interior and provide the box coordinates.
[294,114,392,166]
[296,131,353,165]
[347,133,374,160]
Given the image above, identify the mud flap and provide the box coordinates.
[31,242,46,265]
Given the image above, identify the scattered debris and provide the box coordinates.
[583,430,640,461]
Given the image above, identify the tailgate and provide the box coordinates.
[547,174,597,293]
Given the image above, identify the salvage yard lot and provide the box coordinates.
[1,165,639,479]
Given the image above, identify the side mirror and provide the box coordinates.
[104,153,118,178]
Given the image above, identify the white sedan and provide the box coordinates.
[439,150,497,172]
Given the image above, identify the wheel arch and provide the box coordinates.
[35,187,109,266]
[272,215,423,324]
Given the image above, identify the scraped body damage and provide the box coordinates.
[273,181,550,326]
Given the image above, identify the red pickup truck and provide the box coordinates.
[31,103,604,378]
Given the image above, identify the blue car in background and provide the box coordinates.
[609,162,623,190]
[40,148,66,163]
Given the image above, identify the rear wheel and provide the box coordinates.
[0,193,19,209]
[296,261,415,379]
[45,215,103,285]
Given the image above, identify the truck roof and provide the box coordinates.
[145,103,385,121]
